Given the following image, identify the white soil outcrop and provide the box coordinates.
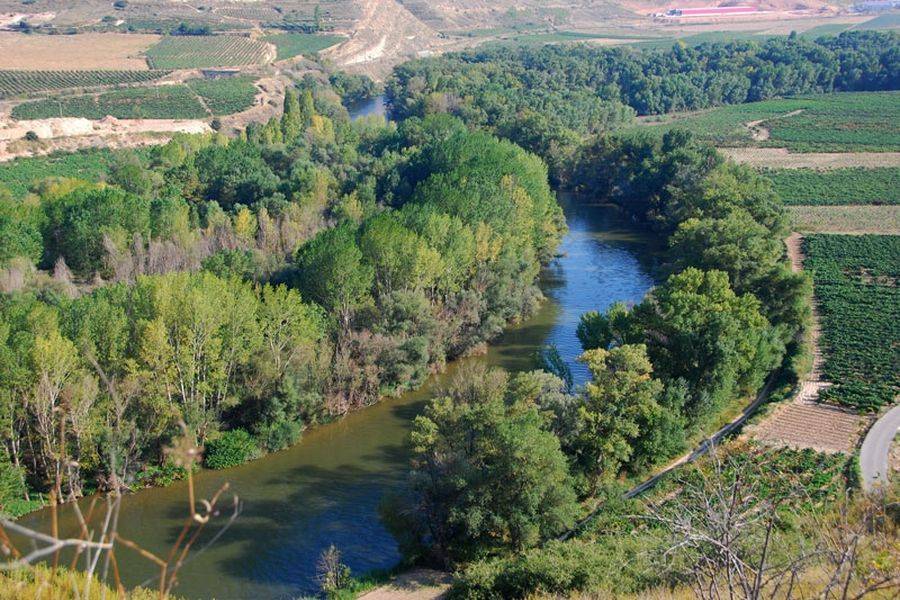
[0,117,210,143]
[323,0,443,77]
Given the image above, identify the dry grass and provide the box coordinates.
[788,205,900,234]
[721,148,900,169]
[0,33,158,71]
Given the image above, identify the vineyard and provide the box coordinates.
[803,234,900,412]
[261,33,346,60]
[764,167,900,205]
[187,76,259,115]
[10,77,259,120]
[635,92,900,152]
[145,35,272,69]
[0,70,170,100]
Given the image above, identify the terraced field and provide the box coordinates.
[0,70,170,99]
[145,35,272,69]
[803,234,900,412]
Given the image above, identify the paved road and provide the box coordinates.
[860,404,900,491]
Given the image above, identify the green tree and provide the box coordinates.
[400,365,578,564]
[574,344,664,485]
[281,88,303,142]
[294,224,373,328]
[42,186,151,275]
[0,189,42,265]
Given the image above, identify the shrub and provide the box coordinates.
[451,541,611,599]
[204,429,258,469]
[24,131,38,142]
[255,419,302,453]
[134,462,188,488]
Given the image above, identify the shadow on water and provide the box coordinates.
[16,195,657,598]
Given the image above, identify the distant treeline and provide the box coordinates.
[387,31,899,177]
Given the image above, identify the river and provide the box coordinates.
[16,100,656,599]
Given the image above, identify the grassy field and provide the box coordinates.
[10,77,258,120]
[765,167,899,205]
[803,234,900,412]
[0,148,146,197]
[789,205,900,234]
[145,35,271,69]
[0,70,170,99]
[633,92,900,152]
[261,33,346,60]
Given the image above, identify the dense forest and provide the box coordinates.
[1,27,897,599]
[0,87,563,508]
[387,31,899,177]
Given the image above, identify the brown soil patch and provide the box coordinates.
[358,569,450,600]
[0,32,158,71]
[749,234,869,453]
[721,148,900,169]
[788,205,900,235]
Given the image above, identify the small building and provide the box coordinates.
[663,6,760,18]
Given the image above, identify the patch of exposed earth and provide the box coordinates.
[721,148,900,169]
[0,116,210,162]
[358,569,450,600]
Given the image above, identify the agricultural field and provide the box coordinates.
[261,33,346,60]
[803,234,900,412]
[145,35,272,69]
[0,70,169,100]
[0,148,145,198]
[0,32,159,70]
[789,205,900,234]
[764,167,900,205]
[11,86,206,120]
[9,77,259,120]
[635,92,900,152]
[187,76,259,115]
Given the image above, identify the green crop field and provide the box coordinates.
[0,70,170,99]
[261,33,345,60]
[187,76,258,115]
[145,35,271,69]
[631,91,900,152]
[11,85,207,120]
[10,77,258,120]
[803,234,900,412]
[765,167,900,205]
[0,148,150,198]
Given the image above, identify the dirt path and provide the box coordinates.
[358,569,450,600]
[721,148,900,169]
[746,109,804,142]
[750,234,868,454]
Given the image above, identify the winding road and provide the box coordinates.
[860,405,900,491]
